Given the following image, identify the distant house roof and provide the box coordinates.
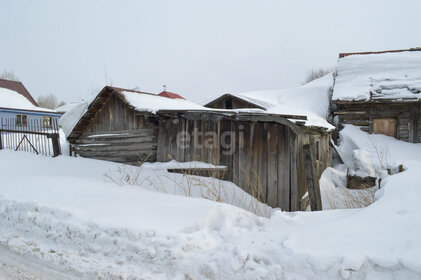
[62,82,336,140]
[203,74,335,130]
[0,78,38,106]
[60,86,213,138]
[332,49,421,102]
[0,86,57,114]
[158,91,185,99]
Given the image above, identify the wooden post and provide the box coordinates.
[0,119,2,150]
[50,133,61,157]
[303,144,322,211]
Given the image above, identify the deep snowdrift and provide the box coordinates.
[0,127,421,279]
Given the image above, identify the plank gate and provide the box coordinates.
[0,118,61,157]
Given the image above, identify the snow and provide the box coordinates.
[206,74,335,130]
[1,126,421,279]
[0,87,56,113]
[121,91,210,113]
[87,133,129,138]
[59,94,96,137]
[55,102,80,113]
[333,51,421,101]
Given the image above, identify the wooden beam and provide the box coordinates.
[303,144,322,211]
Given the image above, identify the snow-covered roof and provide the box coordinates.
[60,94,97,137]
[205,74,335,130]
[0,87,57,113]
[61,87,218,138]
[121,90,208,113]
[62,82,335,140]
[55,102,80,113]
[332,51,421,102]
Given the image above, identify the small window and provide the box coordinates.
[16,114,28,126]
[315,141,320,161]
[42,116,53,128]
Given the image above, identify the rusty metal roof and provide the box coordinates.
[158,91,185,99]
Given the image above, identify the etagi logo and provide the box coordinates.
[176,125,245,155]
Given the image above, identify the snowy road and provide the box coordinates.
[0,244,80,280]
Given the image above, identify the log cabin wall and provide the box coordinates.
[157,113,331,211]
[72,94,159,164]
[67,87,332,211]
[334,101,421,143]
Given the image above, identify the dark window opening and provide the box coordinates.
[225,98,233,109]
[16,114,27,126]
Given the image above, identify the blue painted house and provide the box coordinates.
[0,78,61,129]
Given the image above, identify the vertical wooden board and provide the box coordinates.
[219,119,233,182]
[177,118,184,162]
[289,129,299,211]
[249,122,259,199]
[232,121,240,186]
[202,120,209,163]
[186,119,194,162]
[262,123,268,204]
[277,125,290,210]
[207,120,218,166]
[303,144,323,211]
[156,119,165,162]
[172,118,181,161]
[255,123,266,203]
[216,120,221,166]
[165,120,171,161]
[238,122,249,194]
[296,134,308,204]
[266,123,278,208]
[191,120,200,161]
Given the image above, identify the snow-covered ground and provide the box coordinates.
[0,126,421,279]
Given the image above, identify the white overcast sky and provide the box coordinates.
[1,0,421,103]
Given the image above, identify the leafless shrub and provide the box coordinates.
[105,160,271,217]
[368,137,395,171]
[324,187,376,209]
[302,67,332,84]
[0,70,19,81]
[37,94,66,109]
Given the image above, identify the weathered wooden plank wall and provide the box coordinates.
[69,91,332,211]
[334,102,421,143]
[156,115,330,211]
[73,94,158,164]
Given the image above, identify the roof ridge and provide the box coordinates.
[339,48,421,58]
[0,78,39,106]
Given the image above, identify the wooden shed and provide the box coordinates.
[65,86,332,211]
[332,49,421,143]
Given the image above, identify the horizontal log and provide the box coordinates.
[75,143,157,153]
[75,136,157,145]
[334,111,368,115]
[82,130,156,139]
[77,151,157,160]
[82,154,157,164]
[341,120,369,126]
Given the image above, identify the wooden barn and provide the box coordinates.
[332,49,421,143]
[64,85,333,211]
